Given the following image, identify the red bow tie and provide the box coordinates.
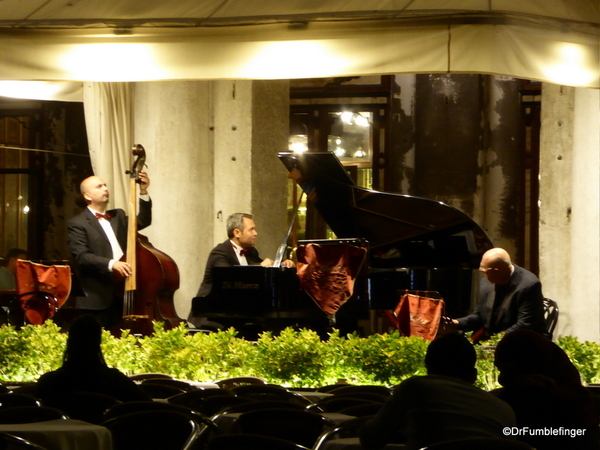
[95,212,111,221]
[233,244,250,256]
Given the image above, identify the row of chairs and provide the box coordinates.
[0,380,394,450]
[0,380,536,450]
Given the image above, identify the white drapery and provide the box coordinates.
[82,82,134,209]
[0,3,597,102]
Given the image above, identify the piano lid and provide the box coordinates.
[279,152,493,267]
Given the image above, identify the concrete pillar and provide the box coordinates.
[479,76,522,257]
[539,84,600,341]
[389,74,416,194]
[134,80,289,320]
[134,80,213,320]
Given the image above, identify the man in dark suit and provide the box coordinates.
[446,247,546,342]
[196,212,294,298]
[67,173,151,328]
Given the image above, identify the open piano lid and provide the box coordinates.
[279,152,493,269]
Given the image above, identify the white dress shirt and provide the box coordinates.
[88,206,123,271]
[230,240,248,266]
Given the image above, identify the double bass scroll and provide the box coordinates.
[116,144,183,336]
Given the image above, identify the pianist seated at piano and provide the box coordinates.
[196,212,294,297]
[443,247,547,343]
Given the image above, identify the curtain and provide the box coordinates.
[82,82,134,210]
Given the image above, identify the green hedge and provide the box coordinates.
[0,322,598,389]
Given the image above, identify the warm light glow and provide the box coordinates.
[289,135,308,153]
[22,205,30,214]
[543,43,596,86]
[241,41,349,79]
[0,81,67,100]
[339,111,370,127]
[60,44,165,81]
[354,114,370,127]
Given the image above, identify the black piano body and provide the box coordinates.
[191,266,330,338]
[190,152,493,337]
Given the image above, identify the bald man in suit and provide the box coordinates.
[446,248,546,342]
[68,173,151,328]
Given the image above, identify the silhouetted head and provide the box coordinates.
[425,332,478,384]
[495,329,581,388]
[63,314,106,366]
[2,248,28,274]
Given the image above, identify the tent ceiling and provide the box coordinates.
[0,1,598,101]
[2,1,598,28]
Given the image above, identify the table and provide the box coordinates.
[0,419,113,450]
[319,437,405,450]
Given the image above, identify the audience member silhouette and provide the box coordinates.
[359,332,516,450]
[493,329,599,450]
[35,314,150,402]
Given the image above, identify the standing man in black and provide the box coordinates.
[68,173,151,329]
[195,212,294,298]
[446,247,546,342]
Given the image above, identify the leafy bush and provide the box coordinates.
[558,335,600,384]
[1,322,599,389]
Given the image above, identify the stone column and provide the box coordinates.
[134,80,289,320]
[539,84,600,341]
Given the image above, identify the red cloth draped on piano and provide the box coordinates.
[296,242,367,315]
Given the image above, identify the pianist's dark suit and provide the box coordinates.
[457,263,546,341]
[196,240,263,298]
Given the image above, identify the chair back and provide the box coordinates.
[206,433,310,450]
[422,438,534,449]
[103,400,206,423]
[233,407,336,448]
[128,373,174,382]
[140,378,198,392]
[215,376,267,390]
[543,297,559,338]
[138,382,187,399]
[307,397,381,413]
[170,391,249,417]
[0,393,40,408]
[327,385,391,397]
[338,402,383,416]
[15,260,71,325]
[41,391,121,424]
[0,432,50,449]
[0,406,67,424]
[232,385,311,406]
[102,410,201,450]
[313,416,374,450]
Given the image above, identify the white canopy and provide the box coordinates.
[0,1,598,101]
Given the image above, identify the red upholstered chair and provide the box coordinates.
[15,260,71,325]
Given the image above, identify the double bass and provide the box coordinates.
[116,144,183,335]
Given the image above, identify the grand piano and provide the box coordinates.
[190,152,493,337]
